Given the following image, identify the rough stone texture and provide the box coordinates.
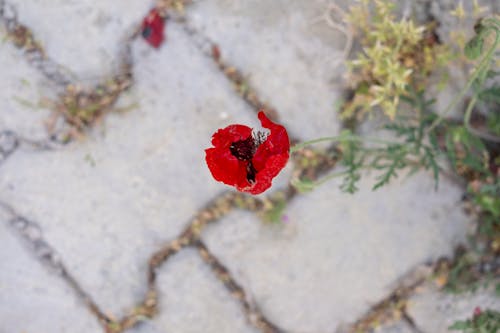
[0,215,101,333]
[376,321,414,333]
[407,285,500,333]
[0,23,258,316]
[335,320,414,333]
[202,171,471,332]
[129,249,256,333]
[7,0,151,78]
[185,0,347,141]
[0,40,54,140]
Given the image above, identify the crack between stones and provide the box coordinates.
[0,0,136,139]
[402,311,426,333]
[195,239,285,333]
[0,129,64,167]
[345,263,434,332]
[0,200,113,326]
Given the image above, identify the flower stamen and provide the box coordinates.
[229,131,269,183]
[252,130,269,146]
[230,136,256,161]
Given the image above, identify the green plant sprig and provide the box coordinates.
[289,134,395,153]
[427,17,500,139]
[291,17,499,194]
[449,308,500,333]
[291,107,444,193]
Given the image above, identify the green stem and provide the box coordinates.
[314,169,352,186]
[290,135,395,153]
[463,96,477,133]
[464,95,500,142]
[290,136,351,152]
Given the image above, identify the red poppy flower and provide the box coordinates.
[205,111,290,195]
[141,8,165,48]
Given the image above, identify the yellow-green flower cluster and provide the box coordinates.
[343,0,449,119]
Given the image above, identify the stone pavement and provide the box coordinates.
[0,1,497,333]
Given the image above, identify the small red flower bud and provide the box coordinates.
[205,111,290,194]
[473,306,482,317]
[141,8,165,48]
[212,45,221,61]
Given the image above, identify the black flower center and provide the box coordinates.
[229,132,268,184]
[142,26,152,38]
[230,136,255,161]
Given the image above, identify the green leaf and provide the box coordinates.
[429,131,439,151]
[486,70,500,79]
[448,320,469,330]
[424,146,440,189]
[372,150,406,190]
[262,198,287,224]
[453,126,485,152]
[291,178,316,193]
[445,131,458,170]
[464,35,484,60]
[399,94,416,106]
[340,170,360,194]
[462,154,485,172]
[406,164,421,179]
[478,86,500,104]
[479,183,500,195]
[474,194,500,218]
[486,112,500,135]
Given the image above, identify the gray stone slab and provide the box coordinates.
[383,322,414,333]
[407,285,500,333]
[202,171,471,332]
[0,217,101,333]
[376,321,414,333]
[186,0,347,140]
[7,0,151,78]
[0,38,54,140]
[0,23,258,316]
[129,249,256,333]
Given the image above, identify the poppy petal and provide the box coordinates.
[205,111,289,195]
[141,9,165,48]
[257,111,289,154]
[211,124,252,148]
[205,147,249,189]
[253,111,289,171]
[248,154,289,194]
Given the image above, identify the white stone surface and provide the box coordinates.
[407,285,500,333]
[0,39,54,139]
[7,0,152,79]
[202,171,471,332]
[0,23,257,316]
[186,0,347,140]
[375,322,414,333]
[129,249,256,333]
[377,321,414,333]
[0,217,101,333]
